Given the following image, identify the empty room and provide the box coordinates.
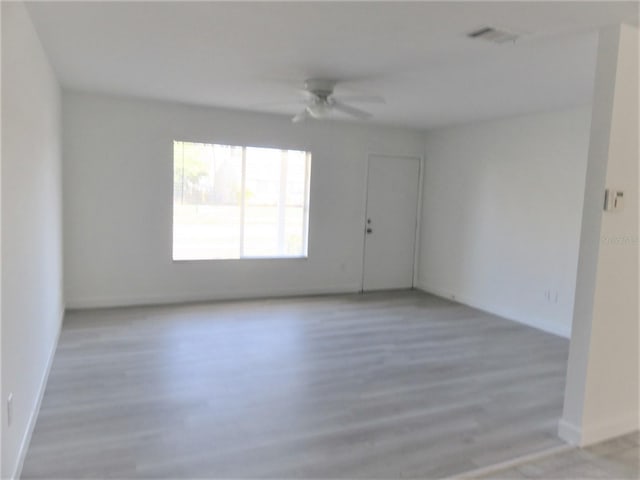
[1,1,638,479]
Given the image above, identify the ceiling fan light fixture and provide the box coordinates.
[307,100,331,118]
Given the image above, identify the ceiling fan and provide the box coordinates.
[290,79,384,123]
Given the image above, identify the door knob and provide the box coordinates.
[366,228,373,234]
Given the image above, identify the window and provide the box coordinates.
[173,141,311,260]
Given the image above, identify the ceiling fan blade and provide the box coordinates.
[292,109,309,123]
[249,98,306,108]
[332,95,386,104]
[331,101,373,120]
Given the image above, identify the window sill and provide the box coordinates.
[172,256,309,262]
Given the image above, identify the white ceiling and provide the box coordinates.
[26,1,638,129]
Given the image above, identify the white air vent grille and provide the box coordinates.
[467,26,520,44]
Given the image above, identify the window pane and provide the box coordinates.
[243,148,282,257]
[284,151,308,256]
[173,142,242,260]
[173,142,310,260]
[285,206,305,255]
[242,148,309,258]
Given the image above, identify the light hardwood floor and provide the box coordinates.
[22,291,570,479]
[475,431,639,479]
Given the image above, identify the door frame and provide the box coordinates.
[360,153,424,292]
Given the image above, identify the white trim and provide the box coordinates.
[239,145,247,257]
[276,151,288,255]
[301,152,311,257]
[558,418,583,445]
[360,156,372,292]
[559,414,640,447]
[412,155,425,289]
[65,283,362,311]
[415,282,571,338]
[13,306,64,480]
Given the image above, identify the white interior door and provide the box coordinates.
[362,155,420,291]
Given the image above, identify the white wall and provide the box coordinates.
[561,23,639,446]
[62,91,425,308]
[0,4,3,476]
[1,2,64,478]
[417,107,592,337]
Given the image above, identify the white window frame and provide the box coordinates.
[172,141,311,261]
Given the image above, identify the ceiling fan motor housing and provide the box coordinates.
[294,78,375,122]
[304,79,336,100]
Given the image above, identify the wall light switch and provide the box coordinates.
[604,189,624,212]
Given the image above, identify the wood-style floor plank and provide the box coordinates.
[479,431,639,479]
[22,291,569,479]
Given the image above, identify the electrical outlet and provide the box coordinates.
[544,289,559,303]
[7,393,13,427]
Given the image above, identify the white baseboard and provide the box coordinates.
[66,284,363,310]
[415,282,571,338]
[559,414,640,447]
[558,418,583,445]
[12,306,64,480]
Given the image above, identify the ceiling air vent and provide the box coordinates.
[467,26,520,44]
